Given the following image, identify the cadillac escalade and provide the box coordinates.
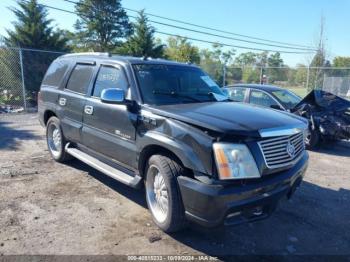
[38,53,309,232]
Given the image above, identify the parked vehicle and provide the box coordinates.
[222,84,302,111]
[223,84,350,148]
[39,53,308,232]
[293,90,350,148]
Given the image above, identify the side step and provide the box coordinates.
[65,143,142,188]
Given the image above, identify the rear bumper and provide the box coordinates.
[177,152,308,227]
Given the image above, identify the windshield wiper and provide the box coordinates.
[152,90,202,102]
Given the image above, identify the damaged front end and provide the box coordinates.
[291,90,350,143]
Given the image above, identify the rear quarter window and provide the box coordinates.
[42,59,70,87]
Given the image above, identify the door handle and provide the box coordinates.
[84,105,94,115]
[59,97,66,106]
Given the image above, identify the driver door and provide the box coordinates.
[81,64,138,169]
[248,89,282,109]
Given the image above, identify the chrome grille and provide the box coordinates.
[258,131,305,169]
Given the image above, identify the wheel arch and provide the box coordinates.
[43,110,57,126]
[138,144,193,178]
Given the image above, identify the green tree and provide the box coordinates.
[0,48,22,105]
[119,10,164,58]
[234,52,259,83]
[164,37,200,64]
[242,67,260,83]
[256,51,268,67]
[200,48,223,85]
[200,44,235,86]
[266,52,287,83]
[333,56,350,67]
[234,52,257,66]
[309,50,329,90]
[4,0,68,50]
[74,0,132,52]
[332,56,350,77]
[2,0,68,104]
[268,52,283,67]
[290,64,308,87]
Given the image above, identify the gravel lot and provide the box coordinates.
[0,113,349,256]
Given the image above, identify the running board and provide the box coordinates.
[65,143,142,188]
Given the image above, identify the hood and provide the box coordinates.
[293,90,350,112]
[146,102,306,137]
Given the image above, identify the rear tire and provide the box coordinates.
[46,117,72,162]
[145,155,187,233]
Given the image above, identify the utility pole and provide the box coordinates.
[306,65,310,91]
[223,64,226,86]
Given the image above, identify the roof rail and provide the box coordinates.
[61,52,111,58]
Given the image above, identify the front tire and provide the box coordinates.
[145,155,187,233]
[305,128,320,149]
[46,117,72,162]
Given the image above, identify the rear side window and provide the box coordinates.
[42,60,69,87]
[93,66,128,97]
[66,64,95,94]
[228,87,247,102]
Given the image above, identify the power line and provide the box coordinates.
[34,2,313,54]
[155,31,312,54]
[125,9,316,49]
[62,0,315,50]
[137,17,316,51]
[61,0,316,53]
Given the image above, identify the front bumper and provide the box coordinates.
[177,152,308,227]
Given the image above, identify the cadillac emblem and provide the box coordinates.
[286,141,296,158]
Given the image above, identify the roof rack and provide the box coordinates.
[61,52,111,58]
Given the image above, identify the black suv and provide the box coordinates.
[39,53,309,232]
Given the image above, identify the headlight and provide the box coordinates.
[213,143,260,180]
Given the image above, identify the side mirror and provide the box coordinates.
[101,88,125,104]
[270,104,282,110]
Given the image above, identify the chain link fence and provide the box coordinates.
[0,46,64,114]
[1,45,350,114]
[207,65,350,99]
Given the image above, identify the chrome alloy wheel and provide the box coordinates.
[47,123,62,158]
[146,165,169,223]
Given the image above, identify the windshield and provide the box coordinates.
[272,89,302,110]
[133,64,227,105]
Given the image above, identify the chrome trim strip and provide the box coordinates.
[258,143,304,169]
[259,124,307,138]
[257,131,305,169]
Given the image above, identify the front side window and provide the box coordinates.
[66,64,94,94]
[227,87,247,102]
[93,66,128,97]
[133,64,227,105]
[272,90,302,110]
[250,90,279,108]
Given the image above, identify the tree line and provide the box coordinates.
[1,0,350,105]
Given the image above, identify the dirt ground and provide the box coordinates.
[0,113,349,256]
